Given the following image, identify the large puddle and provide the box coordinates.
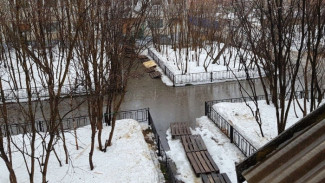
[4,64,265,148]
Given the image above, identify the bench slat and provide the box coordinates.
[187,152,201,176]
[217,174,226,183]
[207,174,215,183]
[204,151,220,173]
[196,151,211,173]
[197,135,207,151]
[192,152,205,173]
[211,173,222,183]
[201,151,215,172]
[182,136,190,152]
[221,173,232,183]
[190,136,200,152]
[201,174,210,183]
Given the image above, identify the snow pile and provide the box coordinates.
[193,117,245,183]
[0,119,160,183]
[213,99,323,148]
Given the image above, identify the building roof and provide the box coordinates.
[236,103,325,183]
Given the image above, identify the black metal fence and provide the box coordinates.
[148,48,261,86]
[0,116,89,136]
[1,108,151,136]
[204,90,323,157]
[116,108,149,123]
[148,110,178,183]
[1,84,88,102]
[207,106,257,157]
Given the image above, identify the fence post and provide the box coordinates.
[39,121,43,132]
[173,75,175,87]
[230,125,234,143]
[210,72,213,82]
[157,138,161,156]
[147,108,151,126]
[205,102,208,116]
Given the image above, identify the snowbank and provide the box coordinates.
[0,119,160,183]
[213,99,323,148]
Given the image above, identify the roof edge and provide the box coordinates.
[236,103,325,183]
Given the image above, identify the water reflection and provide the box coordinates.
[122,71,265,138]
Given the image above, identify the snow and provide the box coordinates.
[166,130,202,183]
[0,47,81,91]
[150,44,242,74]
[155,66,174,86]
[0,119,160,183]
[0,46,106,102]
[166,117,245,183]
[148,44,262,86]
[213,99,324,148]
[194,117,246,183]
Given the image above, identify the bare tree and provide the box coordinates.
[0,0,87,182]
[233,0,325,134]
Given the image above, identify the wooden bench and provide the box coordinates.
[186,151,220,176]
[170,122,191,139]
[181,135,207,152]
[145,67,156,73]
[149,71,162,79]
[201,173,232,183]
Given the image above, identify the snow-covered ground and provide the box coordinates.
[213,99,324,148]
[0,119,161,183]
[0,47,105,102]
[0,48,82,91]
[166,117,245,183]
[150,44,245,74]
[148,44,261,86]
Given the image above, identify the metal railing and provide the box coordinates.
[204,90,324,157]
[0,115,89,136]
[148,110,178,183]
[1,84,88,101]
[116,108,149,123]
[148,48,261,86]
[207,106,257,157]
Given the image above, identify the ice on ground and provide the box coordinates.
[0,119,160,183]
